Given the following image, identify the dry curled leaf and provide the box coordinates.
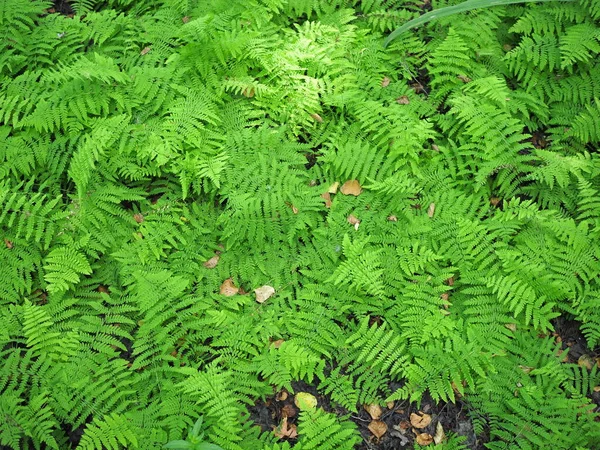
[276,390,289,402]
[294,392,317,410]
[203,255,220,269]
[504,323,517,332]
[311,113,323,123]
[242,87,255,98]
[387,215,398,222]
[457,75,472,83]
[272,339,285,348]
[281,403,297,418]
[396,95,410,105]
[327,182,340,194]
[321,192,332,208]
[254,285,275,303]
[381,76,391,87]
[133,213,144,223]
[340,180,362,196]
[416,432,433,446]
[4,239,13,249]
[410,412,432,429]
[433,422,446,445]
[140,46,151,55]
[427,203,435,218]
[274,417,298,440]
[220,278,239,296]
[386,401,395,410]
[579,354,594,370]
[182,16,190,23]
[368,420,387,439]
[364,404,382,420]
[593,386,600,392]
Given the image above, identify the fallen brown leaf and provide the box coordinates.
[272,339,285,348]
[410,412,432,429]
[579,354,594,370]
[427,203,435,218]
[203,255,220,269]
[396,95,410,105]
[140,46,151,55]
[415,432,433,446]
[387,215,398,222]
[182,16,190,23]
[220,278,239,296]
[311,113,323,123]
[254,285,275,303]
[4,239,13,249]
[273,417,298,439]
[281,403,297,418]
[328,182,340,194]
[364,403,382,420]
[133,213,144,223]
[368,420,387,439]
[386,401,395,410]
[433,422,446,444]
[340,180,362,196]
[276,389,288,401]
[321,192,332,208]
[504,323,517,332]
[381,77,391,87]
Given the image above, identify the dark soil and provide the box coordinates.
[249,317,600,449]
[249,381,486,449]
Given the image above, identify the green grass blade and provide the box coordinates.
[384,0,576,47]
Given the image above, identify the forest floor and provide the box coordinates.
[247,317,599,449]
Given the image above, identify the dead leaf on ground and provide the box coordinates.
[255,285,275,303]
[282,403,297,418]
[347,214,360,230]
[182,16,190,23]
[4,239,13,249]
[340,180,362,196]
[395,420,411,432]
[457,75,472,83]
[519,365,534,374]
[276,390,288,401]
[410,412,432,429]
[504,323,517,332]
[427,203,435,218]
[294,392,317,410]
[273,417,298,439]
[593,386,600,392]
[220,278,239,296]
[381,76,391,87]
[133,213,144,223]
[433,422,446,445]
[328,182,340,194]
[321,192,332,208]
[386,401,395,410]
[579,354,594,370]
[364,403,382,420]
[368,420,387,439]
[311,113,323,123]
[415,432,433,446]
[396,95,410,104]
[140,46,151,55]
[203,255,220,269]
[272,339,285,348]
[242,87,255,98]
[387,215,398,222]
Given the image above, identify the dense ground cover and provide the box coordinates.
[1,0,600,448]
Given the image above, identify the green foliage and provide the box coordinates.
[0,0,599,449]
